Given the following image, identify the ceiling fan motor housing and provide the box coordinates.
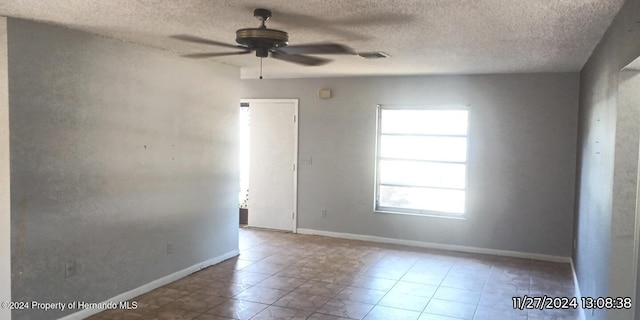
[236,28,288,57]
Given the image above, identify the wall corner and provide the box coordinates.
[0,16,12,320]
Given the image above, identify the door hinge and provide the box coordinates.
[294,115,297,123]
[293,163,296,171]
[292,211,295,219]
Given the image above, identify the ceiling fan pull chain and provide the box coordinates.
[260,57,263,80]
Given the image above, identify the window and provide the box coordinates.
[375,105,468,217]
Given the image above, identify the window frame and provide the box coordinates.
[373,104,470,218]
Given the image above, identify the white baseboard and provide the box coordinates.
[297,228,571,263]
[59,249,239,320]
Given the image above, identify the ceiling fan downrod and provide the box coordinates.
[254,8,271,29]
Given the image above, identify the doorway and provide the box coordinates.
[239,99,298,232]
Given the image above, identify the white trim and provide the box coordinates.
[570,259,586,320]
[59,250,239,320]
[297,228,571,263]
[292,101,299,234]
[0,17,10,320]
[292,104,300,233]
[240,99,299,104]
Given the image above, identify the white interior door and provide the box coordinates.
[245,99,298,232]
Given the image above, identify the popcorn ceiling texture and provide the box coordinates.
[0,0,625,78]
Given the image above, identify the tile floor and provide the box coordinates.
[90,228,580,320]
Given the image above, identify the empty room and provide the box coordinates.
[1,1,639,320]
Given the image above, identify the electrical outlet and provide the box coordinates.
[65,260,76,278]
[166,243,173,254]
[321,209,327,218]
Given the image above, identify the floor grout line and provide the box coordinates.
[89,228,580,320]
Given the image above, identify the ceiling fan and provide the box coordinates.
[171,8,356,71]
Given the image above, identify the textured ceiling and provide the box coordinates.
[0,0,625,79]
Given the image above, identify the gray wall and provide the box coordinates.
[574,0,640,319]
[611,70,640,319]
[241,73,579,257]
[8,19,240,319]
[0,16,11,320]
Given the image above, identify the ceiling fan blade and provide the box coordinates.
[271,52,331,66]
[276,43,356,55]
[170,34,243,50]
[183,51,252,58]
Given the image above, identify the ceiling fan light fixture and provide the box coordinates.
[358,51,389,59]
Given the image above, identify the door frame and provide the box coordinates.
[613,64,640,319]
[241,98,298,233]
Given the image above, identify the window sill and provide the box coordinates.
[374,209,467,220]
